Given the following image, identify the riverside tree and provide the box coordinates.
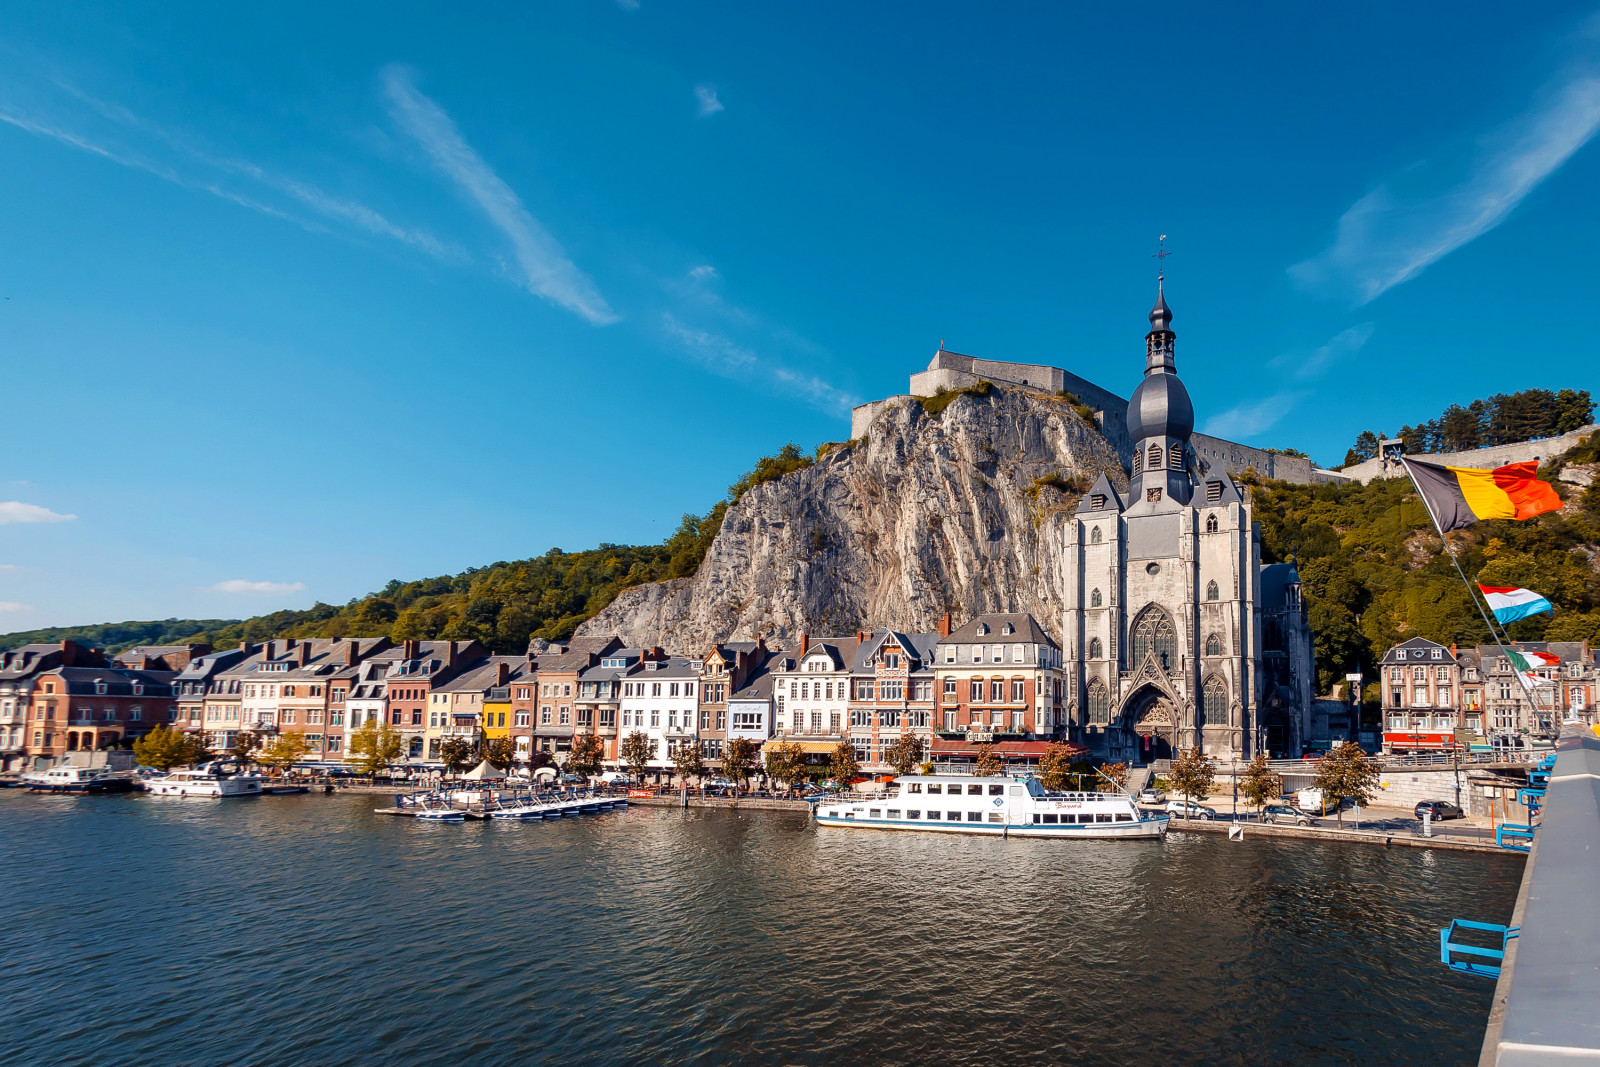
[347,719,403,776]
[764,739,805,788]
[620,731,654,782]
[974,744,1002,777]
[723,737,759,787]
[886,731,924,777]
[230,729,262,770]
[1038,743,1077,792]
[1168,748,1216,819]
[1098,761,1130,792]
[438,737,475,776]
[1239,754,1282,821]
[829,741,860,787]
[131,724,209,771]
[672,742,708,786]
[484,736,516,770]
[256,733,311,775]
[568,733,605,780]
[1313,742,1382,828]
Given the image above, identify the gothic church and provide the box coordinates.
[1064,282,1314,763]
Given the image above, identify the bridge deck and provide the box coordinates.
[1481,731,1600,1065]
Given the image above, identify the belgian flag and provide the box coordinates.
[1402,457,1563,532]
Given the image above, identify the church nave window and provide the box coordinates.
[1090,526,1103,545]
[1201,676,1228,726]
[1087,681,1110,724]
[1204,633,1222,656]
[1206,580,1219,601]
[1205,514,1218,533]
[1090,588,1102,608]
[1089,637,1103,659]
[1130,607,1177,669]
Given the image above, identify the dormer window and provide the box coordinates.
[1001,623,1014,635]
[1397,650,1407,660]
[1206,481,1223,503]
[1431,649,1442,660]
[976,623,988,636]
[1091,494,1107,510]
[95,683,107,695]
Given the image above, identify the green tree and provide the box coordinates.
[885,731,924,777]
[483,736,516,770]
[1238,754,1282,821]
[438,737,475,776]
[1037,742,1077,792]
[256,733,311,775]
[568,732,605,780]
[230,729,263,769]
[672,742,708,786]
[973,743,1002,777]
[620,731,654,781]
[1312,742,1382,828]
[1167,747,1216,819]
[132,724,204,771]
[347,719,403,776]
[764,739,806,787]
[828,741,860,787]
[723,737,760,787]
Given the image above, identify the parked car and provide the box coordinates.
[1138,788,1166,804]
[1415,800,1464,821]
[1260,804,1315,826]
[597,771,632,786]
[1165,799,1216,820]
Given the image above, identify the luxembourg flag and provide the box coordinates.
[1478,584,1554,625]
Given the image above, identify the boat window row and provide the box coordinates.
[864,808,1006,823]
[905,782,1010,796]
[1033,812,1134,824]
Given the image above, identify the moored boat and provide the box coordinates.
[145,766,263,798]
[22,765,136,794]
[813,774,1168,839]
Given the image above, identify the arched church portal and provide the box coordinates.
[1123,686,1178,764]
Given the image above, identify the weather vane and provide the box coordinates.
[1153,234,1171,279]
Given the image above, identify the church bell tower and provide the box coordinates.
[1125,277,1196,505]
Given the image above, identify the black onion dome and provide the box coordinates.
[1127,370,1195,441]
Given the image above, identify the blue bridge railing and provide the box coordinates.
[1441,918,1520,979]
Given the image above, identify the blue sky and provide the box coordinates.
[2,1,1599,629]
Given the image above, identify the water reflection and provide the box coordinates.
[0,794,1520,1066]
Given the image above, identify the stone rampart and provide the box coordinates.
[851,351,1345,485]
[1340,424,1598,484]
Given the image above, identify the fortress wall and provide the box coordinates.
[1340,423,1599,484]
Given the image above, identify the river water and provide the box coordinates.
[0,791,1521,1066]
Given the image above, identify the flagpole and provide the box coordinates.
[1399,458,1541,744]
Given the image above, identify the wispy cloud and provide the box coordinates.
[695,84,725,117]
[1268,322,1376,382]
[1203,391,1308,440]
[0,501,76,524]
[0,86,458,259]
[615,0,640,9]
[0,601,32,613]
[382,64,617,326]
[1292,26,1600,303]
[210,579,306,595]
[662,313,757,373]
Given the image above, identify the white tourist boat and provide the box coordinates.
[21,765,133,794]
[145,767,263,798]
[813,774,1169,839]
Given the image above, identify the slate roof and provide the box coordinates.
[937,613,1060,649]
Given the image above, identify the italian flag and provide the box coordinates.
[1506,646,1560,688]
[1478,584,1554,624]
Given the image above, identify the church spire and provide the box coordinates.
[1145,275,1175,374]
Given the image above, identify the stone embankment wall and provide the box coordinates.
[1340,424,1599,484]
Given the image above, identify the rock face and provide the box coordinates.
[576,386,1128,652]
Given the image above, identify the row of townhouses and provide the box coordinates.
[1378,636,1600,752]
[0,612,1072,776]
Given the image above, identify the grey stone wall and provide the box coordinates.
[1340,424,1599,484]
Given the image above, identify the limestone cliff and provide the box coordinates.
[576,386,1127,652]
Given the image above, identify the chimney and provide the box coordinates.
[649,646,665,661]
[403,639,419,661]
[59,640,79,667]
[496,661,510,686]
[239,641,251,653]
[1449,642,1458,657]
[799,632,810,656]
[756,634,767,654]
[263,640,276,661]
[296,642,311,667]
[939,613,953,638]
[345,639,361,666]
[442,643,458,669]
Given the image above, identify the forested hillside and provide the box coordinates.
[0,618,240,654]
[1254,429,1600,693]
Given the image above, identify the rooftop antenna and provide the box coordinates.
[1152,234,1171,280]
